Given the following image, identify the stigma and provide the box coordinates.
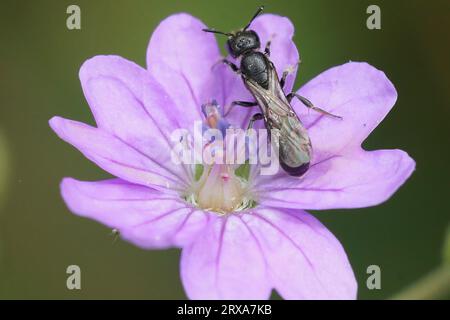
[183,100,256,214]
[195,164,246,213]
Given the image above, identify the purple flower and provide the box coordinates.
[49,13,415,299]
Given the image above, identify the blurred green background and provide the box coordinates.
[0,0,449,299]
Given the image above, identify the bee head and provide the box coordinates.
[226,30,260,58]
[202,6,264,58]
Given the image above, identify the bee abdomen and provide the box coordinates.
[280,161,310,177]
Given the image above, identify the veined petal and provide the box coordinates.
[224,14,300,129]
[146,13,222,125]
[257,149,415,210]
[49,117,183,191]
[293,62,398,161]
[181,207,356,300]
[243,207,357,299]
[180,214,272,300]
[79,55,192,185]
[255,62,415,210]
[61,178,209,249]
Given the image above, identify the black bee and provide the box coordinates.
[203,6,340,176]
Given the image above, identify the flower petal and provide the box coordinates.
[294,62,398,160]
[223,14,300,129]
[243,207,357,299]
[257,149,415,210]
[255,62,415,210]
[251,14,299,93]
[79,55,193,185]
[181,207,356,300]
[146,13,222,124]
[49,117,184,191]
[180,214,272,299]
[60,178,209,249]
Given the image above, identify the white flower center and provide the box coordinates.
[183,100,256,214]
[187,163,255,214]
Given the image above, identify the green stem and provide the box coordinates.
[390,265,450,300]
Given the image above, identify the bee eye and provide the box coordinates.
[237,38,248,48]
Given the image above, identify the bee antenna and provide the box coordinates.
[202,28,232,37]
[243,5,265,31]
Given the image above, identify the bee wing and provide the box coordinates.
[245,78,296,129]
[245,77,292,119]
[265,94,312,167]
[244,69,312,167]
[267,62,290,103]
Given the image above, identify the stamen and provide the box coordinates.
[183,101,257,214]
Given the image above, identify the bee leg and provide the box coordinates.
[287,93,343,119]
[279,71,288,89]
[224,101,257,117]
[279,61,300,89]
[232,101,257,107]
[264,40,272,56]
[214,58,240,74]
[247,113,264,130]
